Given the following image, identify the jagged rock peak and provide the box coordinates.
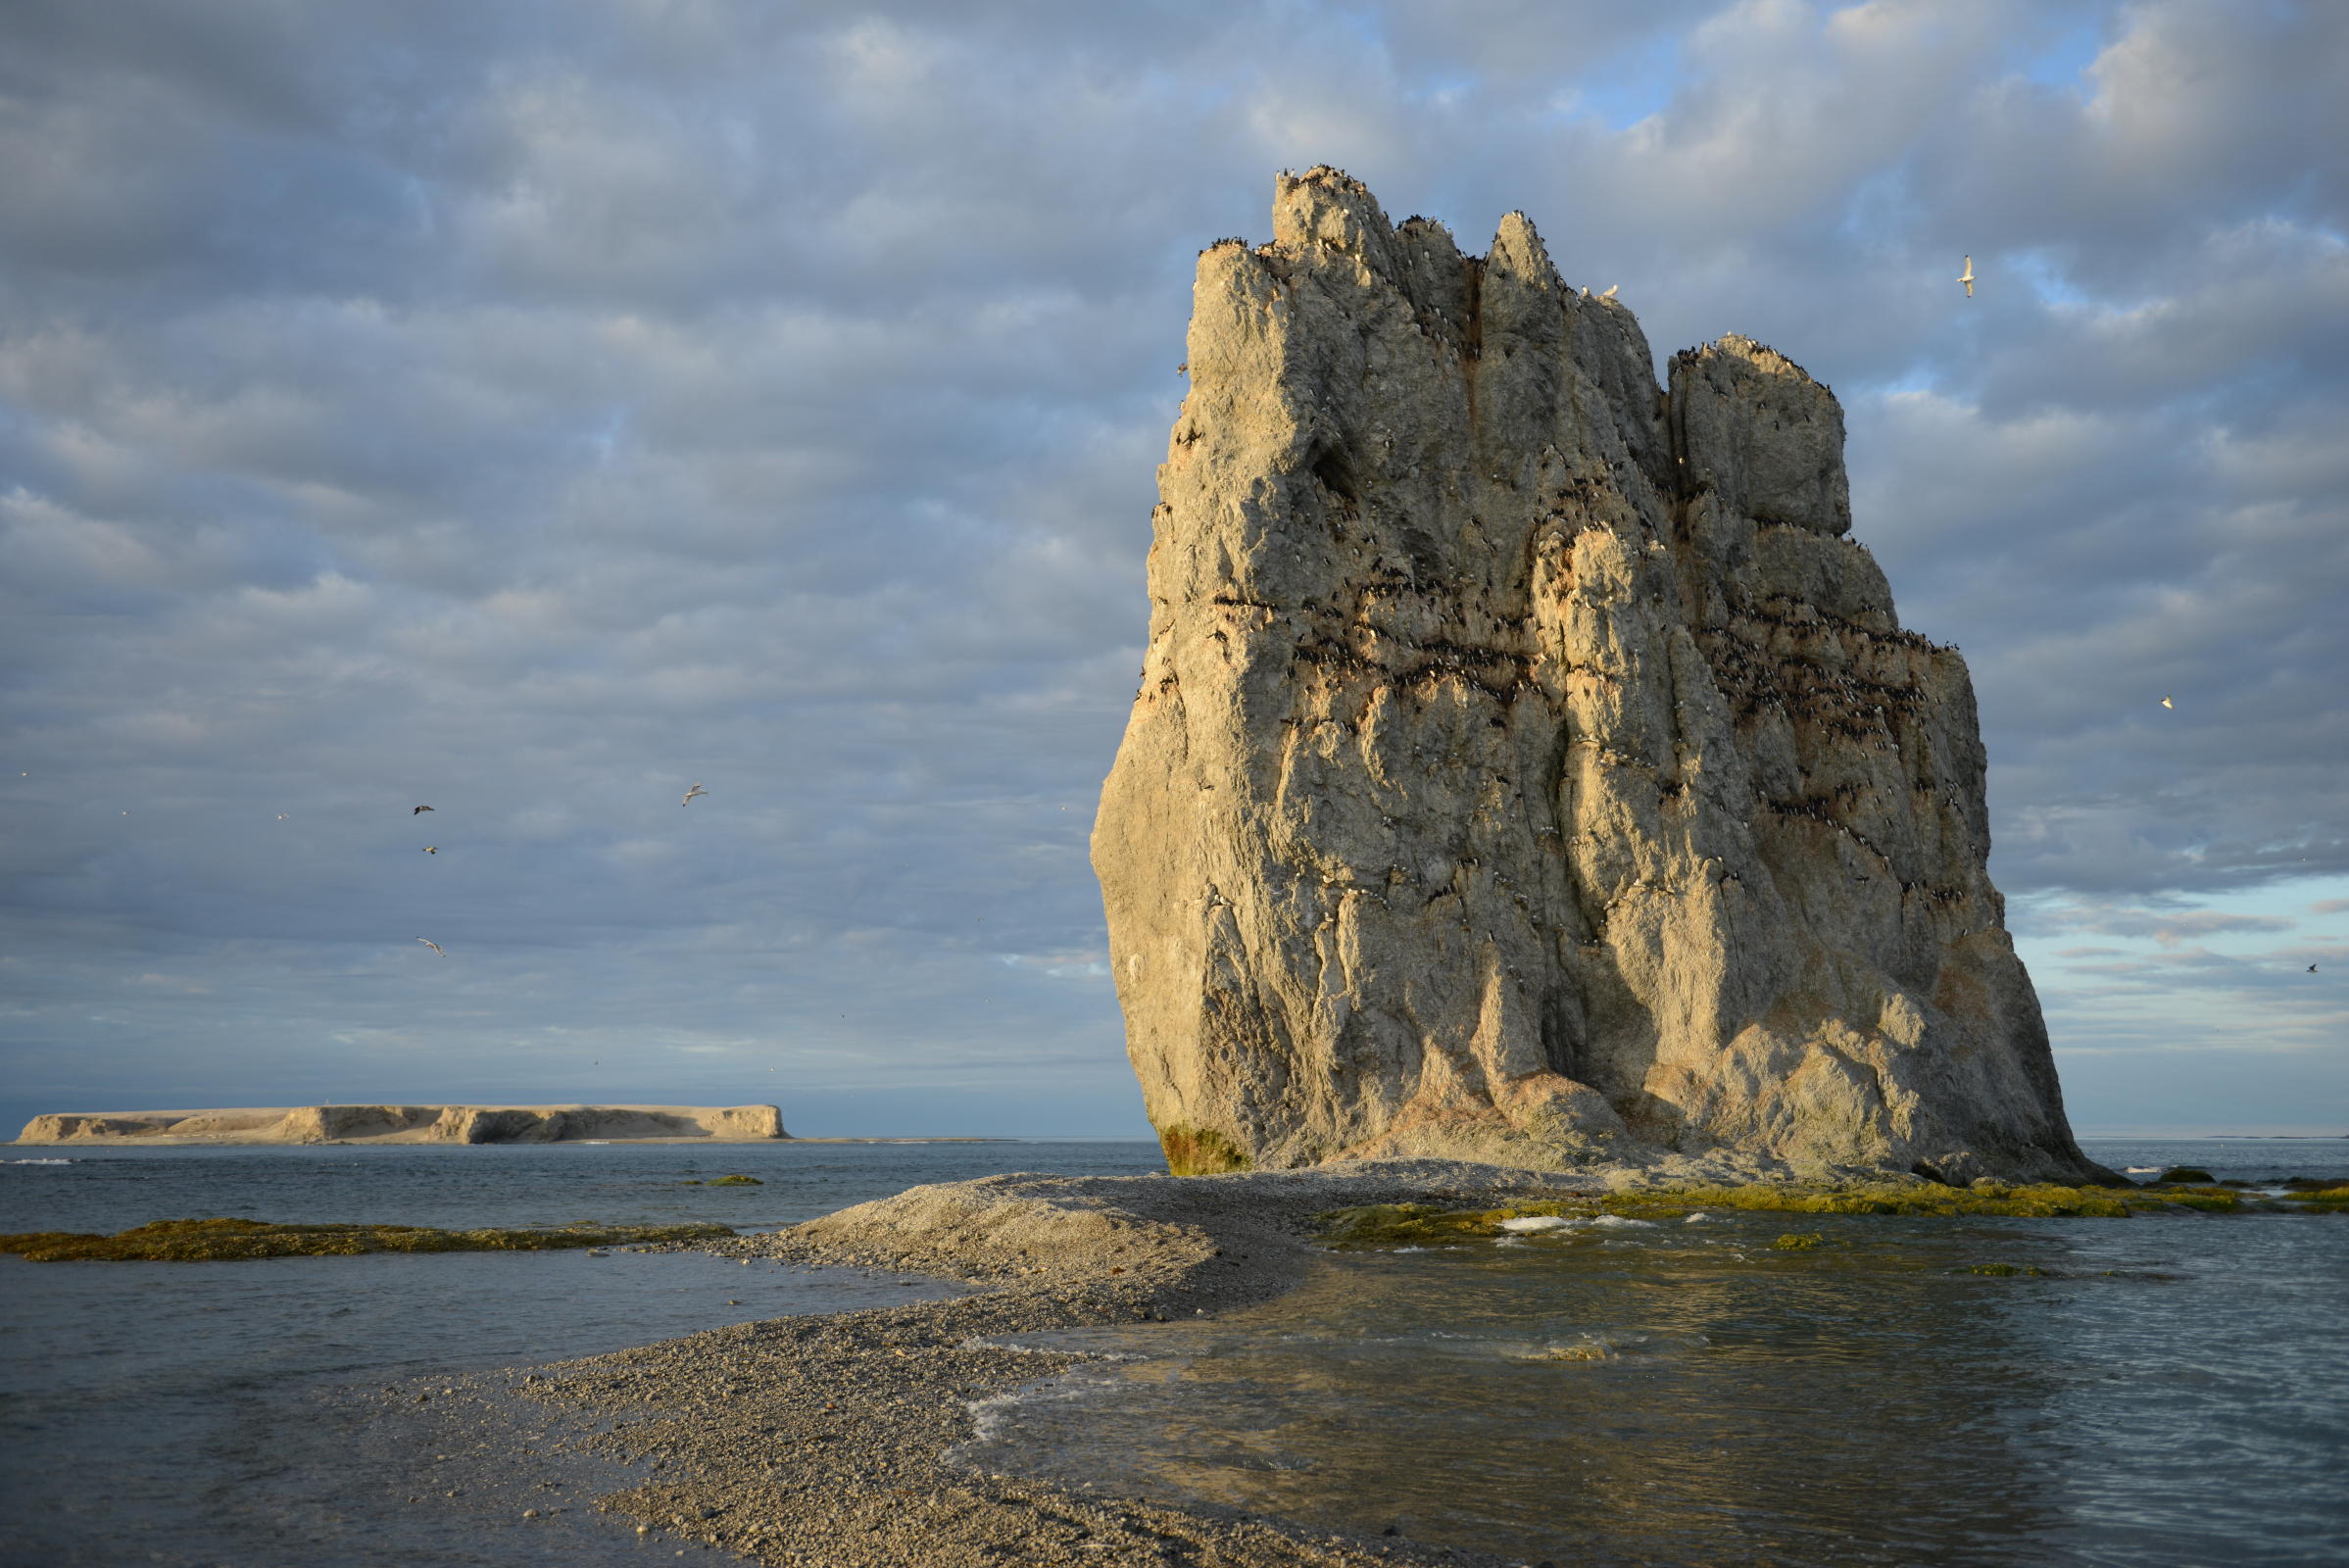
[1092,168,2105,1187]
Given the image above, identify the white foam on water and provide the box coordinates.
[8,1158,73,1164]
[1590,1214,1655,1229]
[1684,1211,1709,1223]
[1498,1214,1577,1233]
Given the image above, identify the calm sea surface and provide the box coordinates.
[0,1140,1164,1567]
[962,1139,2349,1567]
[3,1138,2344,1566]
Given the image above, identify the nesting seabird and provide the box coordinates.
[1600,284,1619,301]
[682,783,709,806]
[1959,256,1975,298]
[417,939,444,956]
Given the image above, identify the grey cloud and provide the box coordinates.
[3,0,2344,1138]
[2026,905,2296,948]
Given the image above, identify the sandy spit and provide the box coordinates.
[483,1160,1622,1567]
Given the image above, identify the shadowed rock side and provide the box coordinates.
[15,1104,788,1145]
[1093,167,2105,1186]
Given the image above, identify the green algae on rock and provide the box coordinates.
[2280,1185,2349,1207]
[0,1216,733,1262]
[1159,1124,1252,1176]
[1312,1177,2340,1247]
[708,1175,764,1186]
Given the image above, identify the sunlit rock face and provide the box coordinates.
[1092,167,2105,1185]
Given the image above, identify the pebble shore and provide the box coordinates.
[413,1162,1618,1567]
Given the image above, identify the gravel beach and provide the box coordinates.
[382,1161,1642,1567]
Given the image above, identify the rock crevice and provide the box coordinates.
[1094,167,2102,1184]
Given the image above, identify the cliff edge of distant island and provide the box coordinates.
[14,1103,788,1145]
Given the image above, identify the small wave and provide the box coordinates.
[1522,1332,1649,1363]
[8,1158,73,1164]
[1683,1212,1709,1223]
[1498,1214,1577,1233]
[1590,1214,1655,1229]
[2124,1166,2160,1174]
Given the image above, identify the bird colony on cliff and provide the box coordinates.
[1092,168,2103,1187]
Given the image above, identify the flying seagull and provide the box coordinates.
[414,805,434,815]
[2162,696,2174,709]
[682,783,709,806]
[2312,964,2321,973]
[417,939,444,956]
[1959,256,1975,298]
[422,846,437,854]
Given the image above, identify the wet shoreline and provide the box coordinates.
[493,1165,1595,1567]
[480,1158,2347,1566]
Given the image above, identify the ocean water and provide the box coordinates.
[0,1140,1164,1567]
[960,1140,2349,1567]
[6,1139,2345,1567]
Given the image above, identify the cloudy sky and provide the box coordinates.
[3,0,2343,1140]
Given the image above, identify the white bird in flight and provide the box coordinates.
[2162,696,2174,709]
[422,846,437,854]
[682,783,709,806]
[414,805,433,815]
[417,939,444,956]
[1959,256,1975,298]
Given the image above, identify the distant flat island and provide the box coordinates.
[14,1103,791,1145]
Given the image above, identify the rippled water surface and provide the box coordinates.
[0,1140,1163,1567]
[962,1140,2349,1567]
[0,1136,1167,1236]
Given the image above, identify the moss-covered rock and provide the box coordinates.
[1157,1123,1252,1175]
[1311,1178,2275,1248]
[1317,1201,1588,1248]
[2158,1167,2217,1183]
[1596,1181,2143,1219]
[709,1175,763,1186]
[0,1217,733,1262]
[2280,1185,2349,1207]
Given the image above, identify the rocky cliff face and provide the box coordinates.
[1092,168,2103,1186]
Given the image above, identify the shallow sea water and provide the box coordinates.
[0,1140,1163,1567]
[960,1140,2349,1567]
[6,1138,2345,1566]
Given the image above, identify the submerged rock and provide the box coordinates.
[1092,167,2105,1185]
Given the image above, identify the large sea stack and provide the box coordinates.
[1093,168,2103,1185]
